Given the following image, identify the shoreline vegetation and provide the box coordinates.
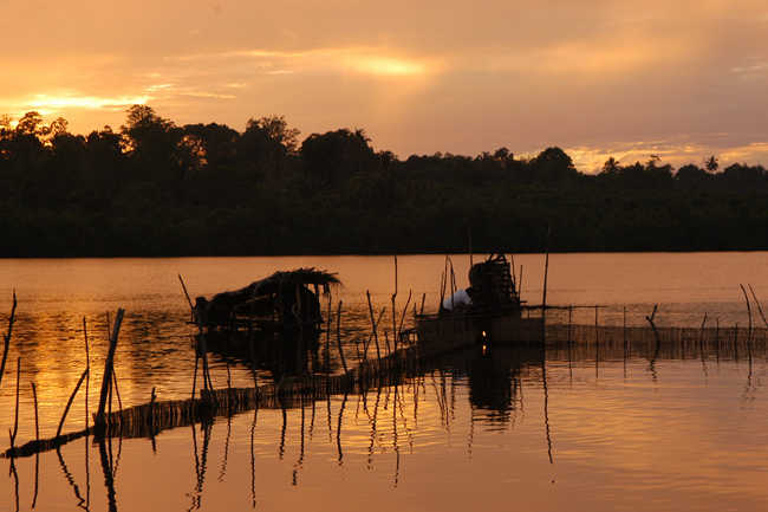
[2,106,767,258]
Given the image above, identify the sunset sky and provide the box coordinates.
[2,0,767,171]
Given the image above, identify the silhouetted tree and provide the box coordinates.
[300,128,375,185]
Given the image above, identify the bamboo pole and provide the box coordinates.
[366,290,382,361]
[336,301,348,374]
[84,318,90,433]
[57,369,89,438]
[398,289,413,337]
[740,284,753,340]
[542,227,551,311]
[11,356,20,447]
[748,284,768,328]
[178,274,196,319]
[96,308,125,431]
[0,290,17,389]
[392,255,398,354]
[32,382,40,444]
[740,284,753,361]
[112,369,123,412]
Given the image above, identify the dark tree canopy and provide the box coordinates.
[0,105,767,257]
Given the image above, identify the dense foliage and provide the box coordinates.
[1,107,767,257]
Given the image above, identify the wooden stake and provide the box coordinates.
[84,317,90,432]
[366,290,382,361]
[747,284,768,328]
[336,301,348,374]
[178,274,196,317]
[392,255,398,354]
[0,290,17,390]
[32,382,40,443]
[96,308,125,430]
[542,226,551,311]
[11,357,20,446]
[57,368,89,438]
[740,284,753,340]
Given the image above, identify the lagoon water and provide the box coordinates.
[1,253,767,511]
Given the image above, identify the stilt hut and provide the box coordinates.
[194,268,340,335]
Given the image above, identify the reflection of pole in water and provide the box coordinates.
[218,414,232,482]
[567,306,574,381]
[594,306,600,379]
[336,393,348,465]
[309,397,316,442]
[279,406,287,461]
[97,438,117,512]
[541,356,554,465]
[198,423,212,501]
[393,384,400,487]
[623,306,627,380]
[715,318,720,364]
[292,398,306,486]
[395,384,414,452]
[57,447,88,509]
[250,405,258,509]
[699,314,708,378]
[466,404,475,459]
[32,382,40,509]
[9,455,19,512]
[645,305,660,382]
[367,387,381,470]
[189,424,200,510]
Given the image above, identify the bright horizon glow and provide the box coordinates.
[1,0,767,169]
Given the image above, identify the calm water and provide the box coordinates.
[1,253,767,511]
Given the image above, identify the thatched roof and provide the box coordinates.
[249,268,340,296]
[202,268,340,305]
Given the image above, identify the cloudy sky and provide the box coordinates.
[1,0,767,170]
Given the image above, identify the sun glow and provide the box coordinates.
[26,93,150,111]
[345,55,429,77]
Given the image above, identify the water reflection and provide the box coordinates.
[2,332,767,510]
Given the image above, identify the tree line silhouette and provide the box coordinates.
[1,106,767,257]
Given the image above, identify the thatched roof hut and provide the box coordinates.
[195,268,340,332]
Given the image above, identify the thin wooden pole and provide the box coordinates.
[178,274,196,318]
[31,382,40,443]
[398,289,413,336]
[111,370,123,412]
[0,290,17,389]
[542,227,551,311]
[336,301,348,374]
[748,284,768,328]
[392,255,398,354]
[84,318,90,433]
[11,356,20,447]
[96,308,125,430]
[57,369,89,438]
[325,292,332,372]
[366,290,382,361]
[740,284,753,340]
